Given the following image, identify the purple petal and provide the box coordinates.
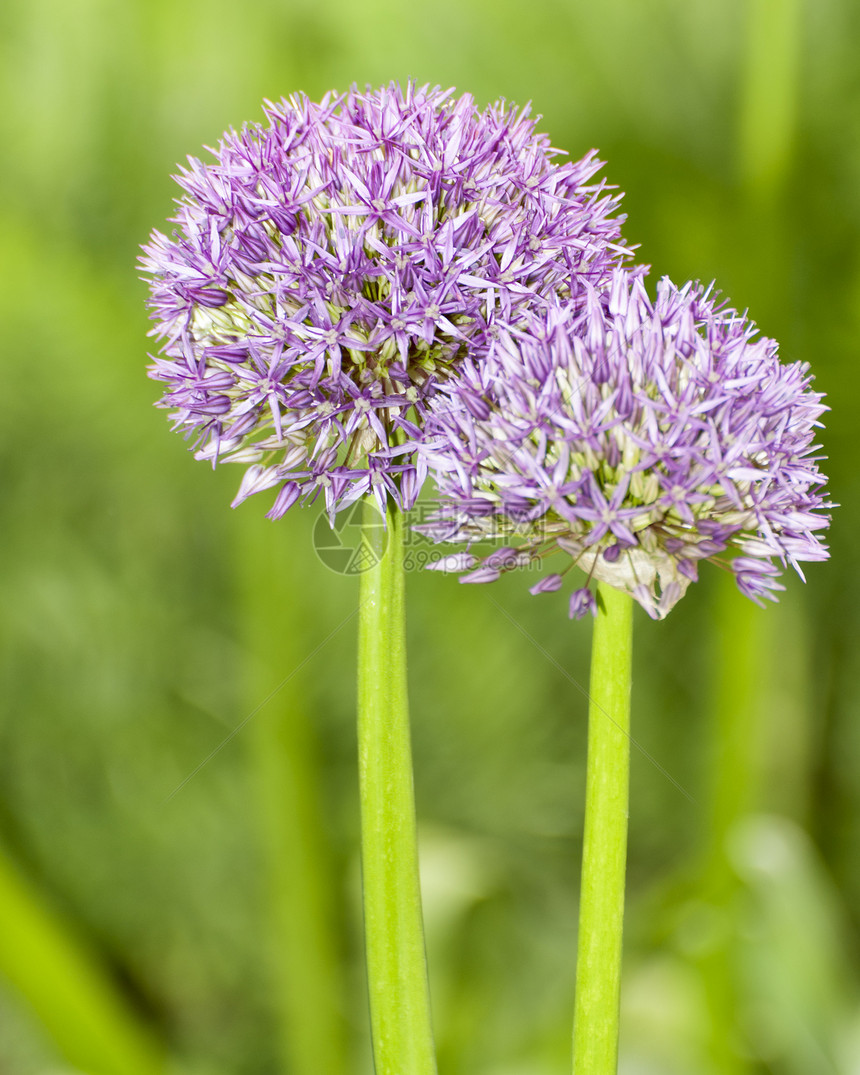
[568,587,597,619]
[529,573,564,595]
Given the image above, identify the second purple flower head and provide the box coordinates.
[422,270,831,619]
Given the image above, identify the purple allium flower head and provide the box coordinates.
[420,269,831,619]
[141,82,630,519]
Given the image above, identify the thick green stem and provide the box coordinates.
[572,583,634,1075]
[357,500,436,1075]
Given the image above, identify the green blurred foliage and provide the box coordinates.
[0,0,858,1071]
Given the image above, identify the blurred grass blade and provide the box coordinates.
[694,0,808,1064]
[0,844,164,1075]
[240,512,347,1074]
[739,0,803,195]
[698,584,766,1073]
[736,0,803,318]
[728,815,857,1073]
[250,708,347,1074]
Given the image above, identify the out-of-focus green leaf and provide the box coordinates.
[0,846,164,1075]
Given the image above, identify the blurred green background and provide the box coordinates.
[0,0,858,1072]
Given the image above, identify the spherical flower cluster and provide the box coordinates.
[141,82,630,519]
[421,270,830,619]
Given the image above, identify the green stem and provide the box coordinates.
[357,499,436,1075]
[572,583,634,1075]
